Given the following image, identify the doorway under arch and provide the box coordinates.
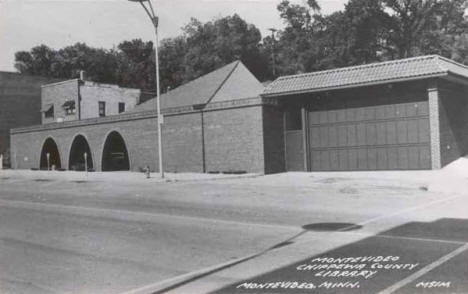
[102,131,130,171]
[69,135,93,171]
[40,138,61,170]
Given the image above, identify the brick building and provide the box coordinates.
[41,78,140,124]
[9,55,468,173]
[0,72,61,167]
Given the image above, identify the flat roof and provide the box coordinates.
[262,55,468,97]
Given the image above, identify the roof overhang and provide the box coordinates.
[261,55,468,99]
[261,72,448,98]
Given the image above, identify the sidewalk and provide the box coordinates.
[0,169,260,184]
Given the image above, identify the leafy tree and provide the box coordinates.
[15,45,56,76]
[159,37,186,92]
[116,39,155,91]
[271,0,321,76]
[272,0,468,76]
[15,14,268,92]
[182,14,269,81]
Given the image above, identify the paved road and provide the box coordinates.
[0,171,465,293]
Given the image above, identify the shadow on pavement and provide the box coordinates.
[211,218,468,294]
[302,223,362,232]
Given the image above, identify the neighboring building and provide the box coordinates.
[9,55,468,173]
[41,78,140,124]
[0,72,61,167]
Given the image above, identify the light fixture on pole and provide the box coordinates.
[128,0,164,178]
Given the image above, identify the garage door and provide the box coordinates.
[308,95,431,171]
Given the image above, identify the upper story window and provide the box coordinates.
[43,104,54,118]
[99,101,106,117]
[118,102,125,114]
[62,100,76,115]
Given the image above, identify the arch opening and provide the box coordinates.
[102,131,130,171]
[40,138,61,170]
[69,135,93,171]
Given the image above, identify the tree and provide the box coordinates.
[15,43,120,83]
[14,14,268,92]
[378,0,468,58]
[182,14,268,81]
[271,0,321,76]
[15,45,56,76]
[116,39,155,91]
[159,37,187,92]
[272,0,468,75]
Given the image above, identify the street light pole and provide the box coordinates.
[268,28,277,78]
[129,0,164,178]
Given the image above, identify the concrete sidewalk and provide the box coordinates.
[0,169,259,184]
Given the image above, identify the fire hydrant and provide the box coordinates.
[145,165,150,179]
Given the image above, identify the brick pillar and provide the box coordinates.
[428,80,441,169]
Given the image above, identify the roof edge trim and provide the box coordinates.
[261,72,448,97]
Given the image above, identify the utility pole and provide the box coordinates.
[268,28,277,78]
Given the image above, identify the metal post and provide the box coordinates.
[84,152,88,177]
[46,152,50,171]
[154,18,164,179]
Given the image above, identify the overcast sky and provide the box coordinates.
[0,0,347,72]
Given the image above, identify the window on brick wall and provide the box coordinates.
[43,104,54,118]
[99,101,106,117]
[118,102,125,113]
[63,100,76,115]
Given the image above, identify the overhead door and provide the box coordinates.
[308,95,431,171]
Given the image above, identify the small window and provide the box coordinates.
[44,105,54,118]
[99,101,106,117]
[118,102,125,114]
[62,100,76,115]
[285,108,302,130]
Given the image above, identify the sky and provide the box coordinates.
[0,0,347,72]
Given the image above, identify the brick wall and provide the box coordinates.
[41,80,79,124]
[41,80,139,124]
[438,80,468,167]
[11,102,268,174]
[163,113,204,173]
[80,82,139,119]
[203,106,265,173]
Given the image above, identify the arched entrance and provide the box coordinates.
[102,131,130,171]
[69,135,93,171]
[40,138,61,170]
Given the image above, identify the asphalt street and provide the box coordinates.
[0,171,466,294]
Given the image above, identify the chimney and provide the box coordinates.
[79,70,86,81]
